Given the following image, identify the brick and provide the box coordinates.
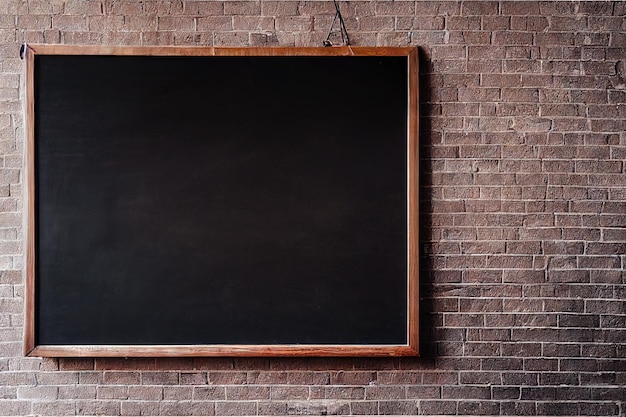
[224,1,261,16]
[405,385,440,399]
[185,1,224,16]
[213,31,250,46]
[32,400,75,415]
[275,16,311,31]
[521,386,557,401]
[102,372,140,385]
[502,372,539,386]
[373,2,414,16]
[17,15,51,29]
[580,403,620,416]
[0,15,15,29]
[257,402,286,416]
[158,401,194,416]
[141,372,179,385]
[28,0,63,14]
[457,371,499,386]
[17,386,57,400]
[422,370,461,385]
[378,371,422,385]
[192,386,226,401]
[512,16,549,31]
[97,386,128,400]
[493,31,534,46]
[3,1,626,414]
[128,386,162,401]
[329,371,375,385]
[268,386,308,401]
[226,386,269,400]
[500,401,536,415]
[232,16,274,31]
[195,15,234,30]
[249,32,281,46]
[174,32,211,46]
[358,16,394,31]
[324,386,365,400]
[263,371,326,385]
[52,15,88,31]
[580,1,615,15]
[157,16,194,31]
[215,401,257,416]
[580,372,617,385]
[64,0,102,15]
[261,1,298,16]
[582,344,617,357]
[541,372,579,386]
[537,402,580,416]
[461,1,499,15]
[124,16,158,31]
[362,386,404,400]
[120,401,156,416]
[379,400,418,415]
[0,270,19,285]
[295,1,336,16]
[457,400,500,415]
[103,0,141,15]
[77,372,101,385]
[419,400,457,415]
[180,372,207,385]
[397,16,444,31]
[58,385,95,399]
[160,386,191,401]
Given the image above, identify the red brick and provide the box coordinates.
[357,16,394,31]
[260,1,298,16]
[374,2,414,15]
[185,1,224,16]
[224,1,261,16]
[420,400,457,415]
[52,15,88,30]
[276,15,311,31]
[289,1,332,16]
[157,16,194,31]
[102,0,140,14]
[193,386,226,401]
[191,16,232,31]
[128,386,162,401]
[397,16,444,31]
[17,386,58,400]
[213,31,250,46]
[512,15,549,31]
[493,31,533,45]
[446,16,481,30]
[502,87,539,102]
[140,372,179,385]
[4,1,626,414]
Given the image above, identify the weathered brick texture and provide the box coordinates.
[0,0,625,415]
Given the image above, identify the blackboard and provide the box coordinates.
[24,45,419,357]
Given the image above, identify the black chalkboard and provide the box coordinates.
[24,45,419,357]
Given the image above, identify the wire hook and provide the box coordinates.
[323,0,350,47]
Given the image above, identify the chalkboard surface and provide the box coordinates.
[24,45,419,357]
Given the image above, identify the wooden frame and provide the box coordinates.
[23,44,419,357]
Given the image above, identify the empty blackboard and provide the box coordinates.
[24,45,419,357]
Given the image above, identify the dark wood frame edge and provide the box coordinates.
[23,44,419,357]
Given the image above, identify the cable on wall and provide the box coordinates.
[323,0,350,46]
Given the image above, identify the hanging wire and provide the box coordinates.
[323,0,350,46]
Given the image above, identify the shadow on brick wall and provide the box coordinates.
[409,46,438,366]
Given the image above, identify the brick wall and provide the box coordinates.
[1,0,625,415]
